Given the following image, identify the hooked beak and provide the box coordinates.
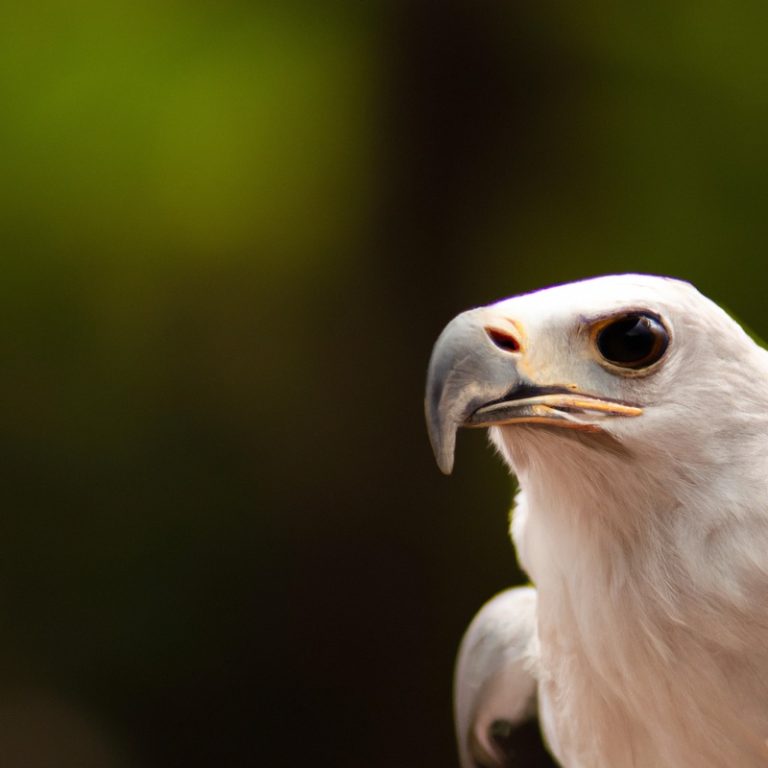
[425,308,642,475]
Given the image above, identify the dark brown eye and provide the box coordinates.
[596,313,669,369]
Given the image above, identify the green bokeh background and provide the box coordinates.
[1,2,767,766]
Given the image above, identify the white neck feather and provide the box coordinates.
[494,421,768,767]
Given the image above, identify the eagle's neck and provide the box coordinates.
[496,424,768,767]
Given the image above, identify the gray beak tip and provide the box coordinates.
[438,454,455,476]
[426,307,519,477]
[435,437,456,476]
[425,398,456,475]
[425,309,492,477]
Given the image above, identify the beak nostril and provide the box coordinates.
[485,327,520,353]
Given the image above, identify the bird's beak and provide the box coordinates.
[425,307,643,475]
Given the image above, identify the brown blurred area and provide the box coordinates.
[2,1,768,766]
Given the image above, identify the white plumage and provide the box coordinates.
[426,275,768,767]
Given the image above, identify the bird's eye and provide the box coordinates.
[595,313,669,370]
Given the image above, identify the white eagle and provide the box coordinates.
[425,274,768,768]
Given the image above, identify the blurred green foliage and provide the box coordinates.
[1,2,768,767]
[1,2,374,273]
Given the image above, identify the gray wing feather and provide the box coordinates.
[455,586,539,767]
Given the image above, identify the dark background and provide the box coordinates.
[2,2,768,766]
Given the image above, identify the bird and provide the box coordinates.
[425,274,768,768]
